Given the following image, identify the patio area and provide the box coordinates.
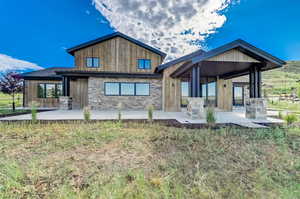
[0,108,283,128]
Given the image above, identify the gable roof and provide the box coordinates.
[156,49,206,72]
[192,39,286,66]
[21,67,71,80]
[67,32,167,58]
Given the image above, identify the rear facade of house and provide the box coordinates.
[22,32,285,112]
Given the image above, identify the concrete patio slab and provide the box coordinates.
[0,108,284,128]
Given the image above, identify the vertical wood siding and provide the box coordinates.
[73,37,163,73]
[24,80,61,108]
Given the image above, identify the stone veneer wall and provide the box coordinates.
[88,77,162,110]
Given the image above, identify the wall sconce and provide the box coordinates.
[223,84,226,88]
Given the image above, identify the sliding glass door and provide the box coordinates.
[233,86,244,106]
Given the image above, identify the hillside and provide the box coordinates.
[263,61,300,95]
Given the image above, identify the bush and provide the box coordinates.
[284,113,298,125]
[83,106,91,122]
[278,111,283,119]
[147,105,154,123]
[206,106,216,126]
[30,101,38,124]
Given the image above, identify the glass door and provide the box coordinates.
[233,86,244,106]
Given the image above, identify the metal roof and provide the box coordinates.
[21,67,71,80]
[67,32,167,58]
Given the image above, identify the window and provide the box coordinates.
[37,83,63,98]
[105,83,120,96]
[181,82,189,107]
[86,57,100,68]
[136,83,150,96]
[105,82,150,96]
[137,59,151,69]
[121,83,135,96]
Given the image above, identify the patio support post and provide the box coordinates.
[249,65,261,98]
[191,65,201,97]
[62,76,70,96]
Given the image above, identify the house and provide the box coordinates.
[21,32,286,118]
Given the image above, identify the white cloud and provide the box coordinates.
[86,10,91,15]
[92,0,236,61]
[0,54,43,72]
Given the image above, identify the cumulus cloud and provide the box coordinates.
[93,0,236,61]
[0,54,43,72]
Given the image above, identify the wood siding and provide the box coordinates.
[70,78,88,109]
[163,62,186,112]
[24,80,61,108]
[206,49,260,63]
[74,36,163,73]
[217,78,233,111]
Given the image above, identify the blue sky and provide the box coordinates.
[0,0,299,71]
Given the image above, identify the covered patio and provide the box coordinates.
[170,40,286,119]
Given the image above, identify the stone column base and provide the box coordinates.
[245,98,267,119]
[187,97,205,119]
[59,96,72,110]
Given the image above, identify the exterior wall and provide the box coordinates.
[206,49,260,63]
[24,80,61,108]
[88,77,162,110]
[162,62,185,112]
[74,36,163,73]
[217,78,233,111]
[70,78,88,109]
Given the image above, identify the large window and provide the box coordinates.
[37,83,63,98]
[86,57,100,68]
[105,82,150,96]
[201,78,217,107]
[136,83,150,96]
[137,59,151,69]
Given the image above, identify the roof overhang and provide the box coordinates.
[171,39,286,79]
[55,70,162,79]
[67,32,167,59]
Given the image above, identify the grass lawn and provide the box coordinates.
[0,109,29,116]
[0,122,299,199]
[0,93,23,109]
[268,100,300,115]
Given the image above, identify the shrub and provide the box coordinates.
[206,106,216,127]
[278,111,283,119]
[284,113,298,125]
[147,105,154,123]
[83,106,91,122]
[117,102,122,122]
[30,101,38,124]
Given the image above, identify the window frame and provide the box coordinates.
[104,82,150,96]
[137,59,152,70]
[86,57,100,68]
[37,83,63,99]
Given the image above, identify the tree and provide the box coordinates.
[0,72,23,111]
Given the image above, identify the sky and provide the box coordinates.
[0,0,299,72]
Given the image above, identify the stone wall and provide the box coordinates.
[245,98,267,119]
[59,96,72,110]
[88,77,162,110]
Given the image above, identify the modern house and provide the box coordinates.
[21,32,285,118]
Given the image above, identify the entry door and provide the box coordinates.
[233,86,244,106]
[70,78,88,109]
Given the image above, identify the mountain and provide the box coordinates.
[263,61,300,95]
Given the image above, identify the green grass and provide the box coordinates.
[0,92,23,109]
[268,100,300,114]
[0,109,29,116]
[0,122,299,199]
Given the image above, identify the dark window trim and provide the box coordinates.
[104,82,150,96]
[86,57,100,68]
[37,83,63,99]
[137,59,152,70]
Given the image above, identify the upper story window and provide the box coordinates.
[137,59,151,70]
[86,57,100,68]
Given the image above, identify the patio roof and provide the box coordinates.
[170,39,286,79]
